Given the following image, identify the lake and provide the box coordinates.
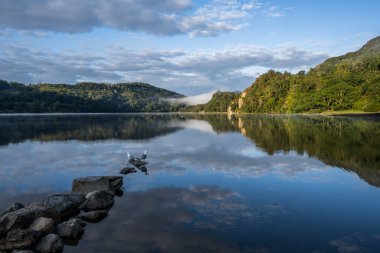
[0,114,380,253]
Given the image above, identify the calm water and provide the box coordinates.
[0,114,380,253]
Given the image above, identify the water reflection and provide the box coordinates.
[0,114,183,146]
[65,186,252,253]
[1,114,380,253]
[227,115,380,187]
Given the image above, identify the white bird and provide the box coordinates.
[127,152,135,162]
[141,150,147,160]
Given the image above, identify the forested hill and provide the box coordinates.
[0,81,184,113]
[184,91,240,112]
[236,36,380,113]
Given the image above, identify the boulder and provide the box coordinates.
[28,218,54,238]
[56,219,84,240]
[130,160,147,168]
[34,234,63,253]
[0,227,5,238]
[1,203,25,217]
[0,203,59,234]
[77,210,108,223]
[120,167,137,175]
[110,179,123,190]
[80,191,114,211]
[139,166,148,175]
[44,194,84,221]
[71,176,123,195]
[0,229,36,251]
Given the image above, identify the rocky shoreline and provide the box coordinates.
[0,176,123,253]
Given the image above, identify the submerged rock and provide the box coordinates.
[71,176,123,195]
[1,203,25,217]
[77,210,108,223]
[80,191,114,211]
[0,203,59,234]
[130,160,147,168]
[138,166,148,175]
[120,167,137,175]
[34,234,63,253]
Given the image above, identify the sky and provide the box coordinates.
[0,0,379,96]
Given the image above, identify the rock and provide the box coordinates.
[0,226,6,238]
[110,178,123,190]
[130,160,147,168]
[44,194,84,221]
[34,234,63,253]
[29,218,54,238]
[12,250,35,253]
[120,167,137,175]
[1,203,25,217]
[56,219,84,240]
[45,194,85,206]
[0,229,36,251]
[74,219,86,227]
[77,210,108,223]
[139,166,148,175]
[0,203,59,234]
[80,191,114,211]
[71,176,123,195]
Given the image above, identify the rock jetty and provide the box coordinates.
[0,176,123,253]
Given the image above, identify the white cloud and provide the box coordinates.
[0,0,289,37]
[0,43,328,94]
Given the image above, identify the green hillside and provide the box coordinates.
[184,91,240,112]
[0,81,184,113]
[237,36,380,113]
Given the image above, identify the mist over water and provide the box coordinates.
[0,114,380,253]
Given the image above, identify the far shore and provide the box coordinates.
[0,111,379,117]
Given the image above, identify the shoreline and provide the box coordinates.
[0,111,379,117]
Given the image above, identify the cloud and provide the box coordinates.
[72,186,252,253]
[0,0,288,37]
[167,91,216,105]
[0,44,328,94]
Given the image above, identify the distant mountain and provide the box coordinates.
[184,91,240,112]
[236,36,380,113]
[0,81,184,113]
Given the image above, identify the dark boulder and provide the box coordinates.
[80,191,114,211]
[130,160,147,168]
[34,234,63,253]
[28,218,54,238]
[0,229,36,251]
[77,210,108,223]
[0,203,59,234]
[120,167,137,175]
[1,203,25,217]
[138,166,148,175]
[44,194,84,221]
[71,176,123,195]
[56,219,84,240]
